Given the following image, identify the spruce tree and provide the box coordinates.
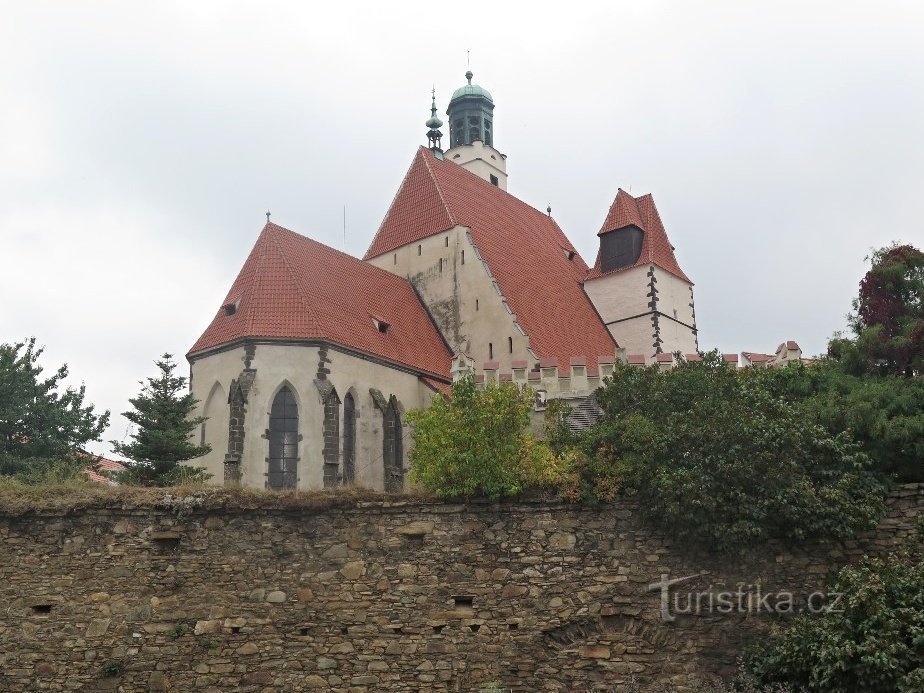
[112,354,211,486]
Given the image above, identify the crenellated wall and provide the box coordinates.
[1,485,921,692]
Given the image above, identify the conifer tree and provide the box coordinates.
[112,354,211,486]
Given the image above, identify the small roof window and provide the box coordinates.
[371,316,390,334]
[222,297,241,316]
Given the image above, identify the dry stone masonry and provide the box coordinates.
[1,484,921,691]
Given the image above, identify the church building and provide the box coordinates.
[186,72,697,492]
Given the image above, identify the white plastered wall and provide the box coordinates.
[584,264,697,361]
[443,140,507,190]
[367,225,534,371]
[188,343,438,491]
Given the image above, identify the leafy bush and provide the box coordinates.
[746,552,924,692]
[583,354,886,554]
[750,360,924,482]
[407,376,572,499]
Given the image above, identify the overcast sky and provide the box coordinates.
[2,2,923,457]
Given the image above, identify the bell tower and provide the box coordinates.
[444,71,508,190]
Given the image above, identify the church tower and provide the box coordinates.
[444,71,508,190]
[584,189,698,361]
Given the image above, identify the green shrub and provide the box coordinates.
[407,376,571,499]
[584,354,886,554]
[754,360,924,482]
[746,553,924,692]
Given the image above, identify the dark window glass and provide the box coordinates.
[383,398,403,492]
[600,226,645,273]
[343,394,356,484]
[268,386,298,490]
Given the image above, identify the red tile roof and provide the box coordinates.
[743,352,775,363]
[364,147,616,371]
[84,456,126,485]
[189,223,452,380]
[586,189,691,283]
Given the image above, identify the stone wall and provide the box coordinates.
[1,484,921,692]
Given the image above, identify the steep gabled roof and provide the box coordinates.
[364,147,616,369]
[586,189,691,283]
[189,223,452,379]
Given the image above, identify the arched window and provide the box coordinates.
[383,397,403,493]
[322,388,340,488]
[343,393,356,485]
[268,386,298,490]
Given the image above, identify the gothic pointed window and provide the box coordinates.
[322,388,340,488]
[383,397,403,493]
[343,393,356,485]
[267,386,298,490]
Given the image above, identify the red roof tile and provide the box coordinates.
[420,376,451,397]
[189,223,452,379]
[84,456,126,485]
[655,353,674,363]
[627,354,646,365]
[743,352,775,363]
[511,360,528,369]
[364,147,616,371]
[586,189,691,283]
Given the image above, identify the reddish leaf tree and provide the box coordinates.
[849,244,924,377]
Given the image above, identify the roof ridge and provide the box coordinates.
[362,150,427,259]
[263,224,326,339]
[419,147,456,228]
[272,221,425,308]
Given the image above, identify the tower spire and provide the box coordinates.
[425,86,444,154]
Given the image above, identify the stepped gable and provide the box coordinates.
[587,188,691,283]
[188,222,452,380]
[364,147,616,370]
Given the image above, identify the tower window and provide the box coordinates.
[489,343,493,360]
[417,245,421,256]
[461,250,465,265]
[508,337,513,354]
[490,175,499,187]
[476,299,479,311]
[445,236,449,247]
[438,258,443,273]
[600,225,645,273]
[393,253,397,265]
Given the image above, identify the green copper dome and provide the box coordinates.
[450,70,493,103]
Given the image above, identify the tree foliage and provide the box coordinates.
[834,243,924,377]
[0,338,109,479]
[407,376,572,499]
[754,361,924,482]
[111,354,210,486]
[747,548,924,692]
[582,354,886,555]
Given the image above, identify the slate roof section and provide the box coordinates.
[587,188,691,283]
[364,147,616,370]
[189,223,452,380]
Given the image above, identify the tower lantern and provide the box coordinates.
[425,88,444,155]
[443,70,508,189]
